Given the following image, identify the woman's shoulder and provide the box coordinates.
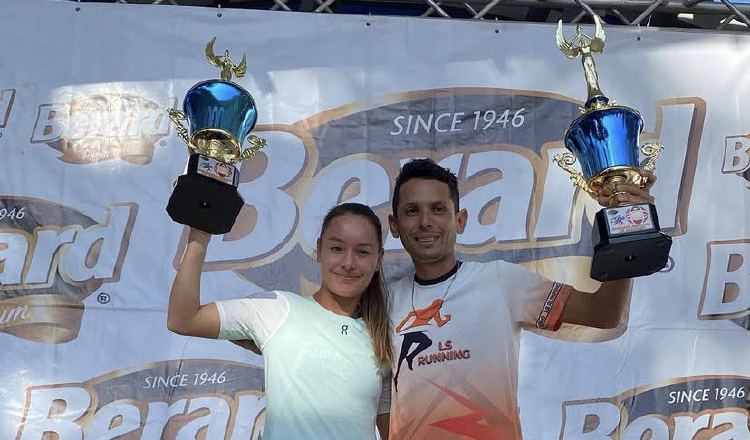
[270,290,317,312]
[272,290,305,302]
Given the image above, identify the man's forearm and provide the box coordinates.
[562,278,633,329]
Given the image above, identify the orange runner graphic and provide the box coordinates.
[396,298,451,332]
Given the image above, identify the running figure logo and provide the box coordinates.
[394,298,451,391]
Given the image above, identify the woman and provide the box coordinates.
[167,203,392,439]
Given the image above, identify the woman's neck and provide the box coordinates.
[313,288,360,317]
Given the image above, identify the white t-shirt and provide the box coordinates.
[215,290,390,440]
[388,260,571,440]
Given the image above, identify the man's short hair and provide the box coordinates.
[392,158,459,216]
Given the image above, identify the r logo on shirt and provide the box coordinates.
[394,298,466,392]
[341,324,348,335]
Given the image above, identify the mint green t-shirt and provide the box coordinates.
[215,290,390,440]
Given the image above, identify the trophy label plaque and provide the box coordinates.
[195,154,238,186]
[605,204,656,236]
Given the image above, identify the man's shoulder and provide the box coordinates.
[388,261,500,284]
[458,259,502,276]
[457,260,544,286]
[387,261,497,293]
[475,258,535,275]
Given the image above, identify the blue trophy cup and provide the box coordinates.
[554,17,672,281]
[167,38,266,235]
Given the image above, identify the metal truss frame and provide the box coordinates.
[69,0,750,31]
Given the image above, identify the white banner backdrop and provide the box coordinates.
[0,0,749,438]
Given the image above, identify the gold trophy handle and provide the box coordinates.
[168,108,198,154]
[640,142,663,172]
[234,134,268,164]
[553,152,598,197]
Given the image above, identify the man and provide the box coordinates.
[386,158,654,439]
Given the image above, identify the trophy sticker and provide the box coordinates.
[166,37,266,235]
[606,205,655,236]
[196,155,238,186]
[553,16,672,281]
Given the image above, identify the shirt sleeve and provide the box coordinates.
[496,260,573,331]
[213,290,290,348]
[377,372,392,415]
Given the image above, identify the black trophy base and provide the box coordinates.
[166,159,244,235]
[590,203,673,282]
